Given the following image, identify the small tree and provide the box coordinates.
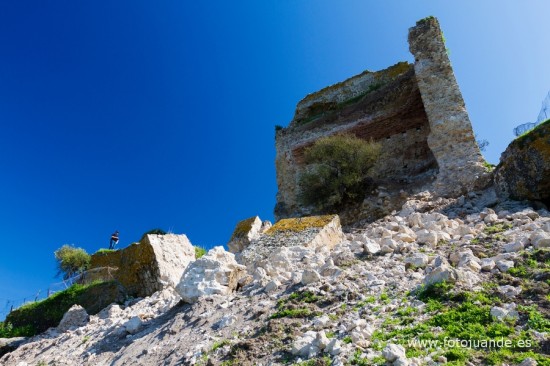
[299,134,381,211]
[54,245,91,280]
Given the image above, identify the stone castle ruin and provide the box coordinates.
[275,17,489,221]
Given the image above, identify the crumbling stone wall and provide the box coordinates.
[275,17,487,222]
[409,17,487,197]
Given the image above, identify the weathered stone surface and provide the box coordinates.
[176,247,246,303]
[494,120,550,206]
[90,233,195,297]
[227,216,268,253]
[238,215,345,270]
[409,16,488,197]
[57,305,89,332]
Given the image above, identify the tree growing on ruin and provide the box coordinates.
[299,134,381,211]
[54,244,91,280]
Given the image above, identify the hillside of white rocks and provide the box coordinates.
[2,187,549,366]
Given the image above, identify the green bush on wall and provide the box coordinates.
[299,134,381,211]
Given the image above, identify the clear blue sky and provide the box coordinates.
[1,1,549,317]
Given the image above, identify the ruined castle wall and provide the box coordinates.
[275,64,438,219]
[275,17,487,221]
[408,17,487,196]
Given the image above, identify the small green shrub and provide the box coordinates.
[195,246,207,259]
[299,134,381,211]
[54,244,91,280]
[417,281,455,301]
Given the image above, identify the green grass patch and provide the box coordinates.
[417,281,455,302]
[95,248,116,254]
[520,305,550,332]
[371,288,543,364]
[4,280,120,337]
[483,223,512,235]
[294,355,332,366]
[211,339,231,351]
[195,246,207,259]
[269,307,320,320]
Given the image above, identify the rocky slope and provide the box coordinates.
[2,188,549,366]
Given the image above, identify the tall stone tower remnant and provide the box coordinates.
[275,17,488,222]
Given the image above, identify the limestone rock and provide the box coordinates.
[423,263,459,286]
[496,260,514,272]
[239,215,344,271]
[227,216,264,253]
[498,285,522,299]
[124,316,143,335]
[494,120,550,205]
[503,241,524,253]
[364,239,381,255]
[325,338,342,356]
[530,231,550,249]
[57,305,89,332]
[490,304,519,321]
[301,269,321,285]
[89,233,195,297]
[405,253,429,269]
[383,343,406,362]
[291,331,318,358]
[416,229,438,247]
[480,258,496,272]
[176,246,246,303]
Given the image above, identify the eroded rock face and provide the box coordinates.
[175,246,246,303]
[494,120,550,206]
[89,234,195,297]
[275,16,487,223]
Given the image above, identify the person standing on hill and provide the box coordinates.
[109,230,120,249]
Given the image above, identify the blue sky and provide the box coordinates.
[1,1,549,318]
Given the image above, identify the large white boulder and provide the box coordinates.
[57,305,89,332]
[144,234,196,288]
[176,246,246,303]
